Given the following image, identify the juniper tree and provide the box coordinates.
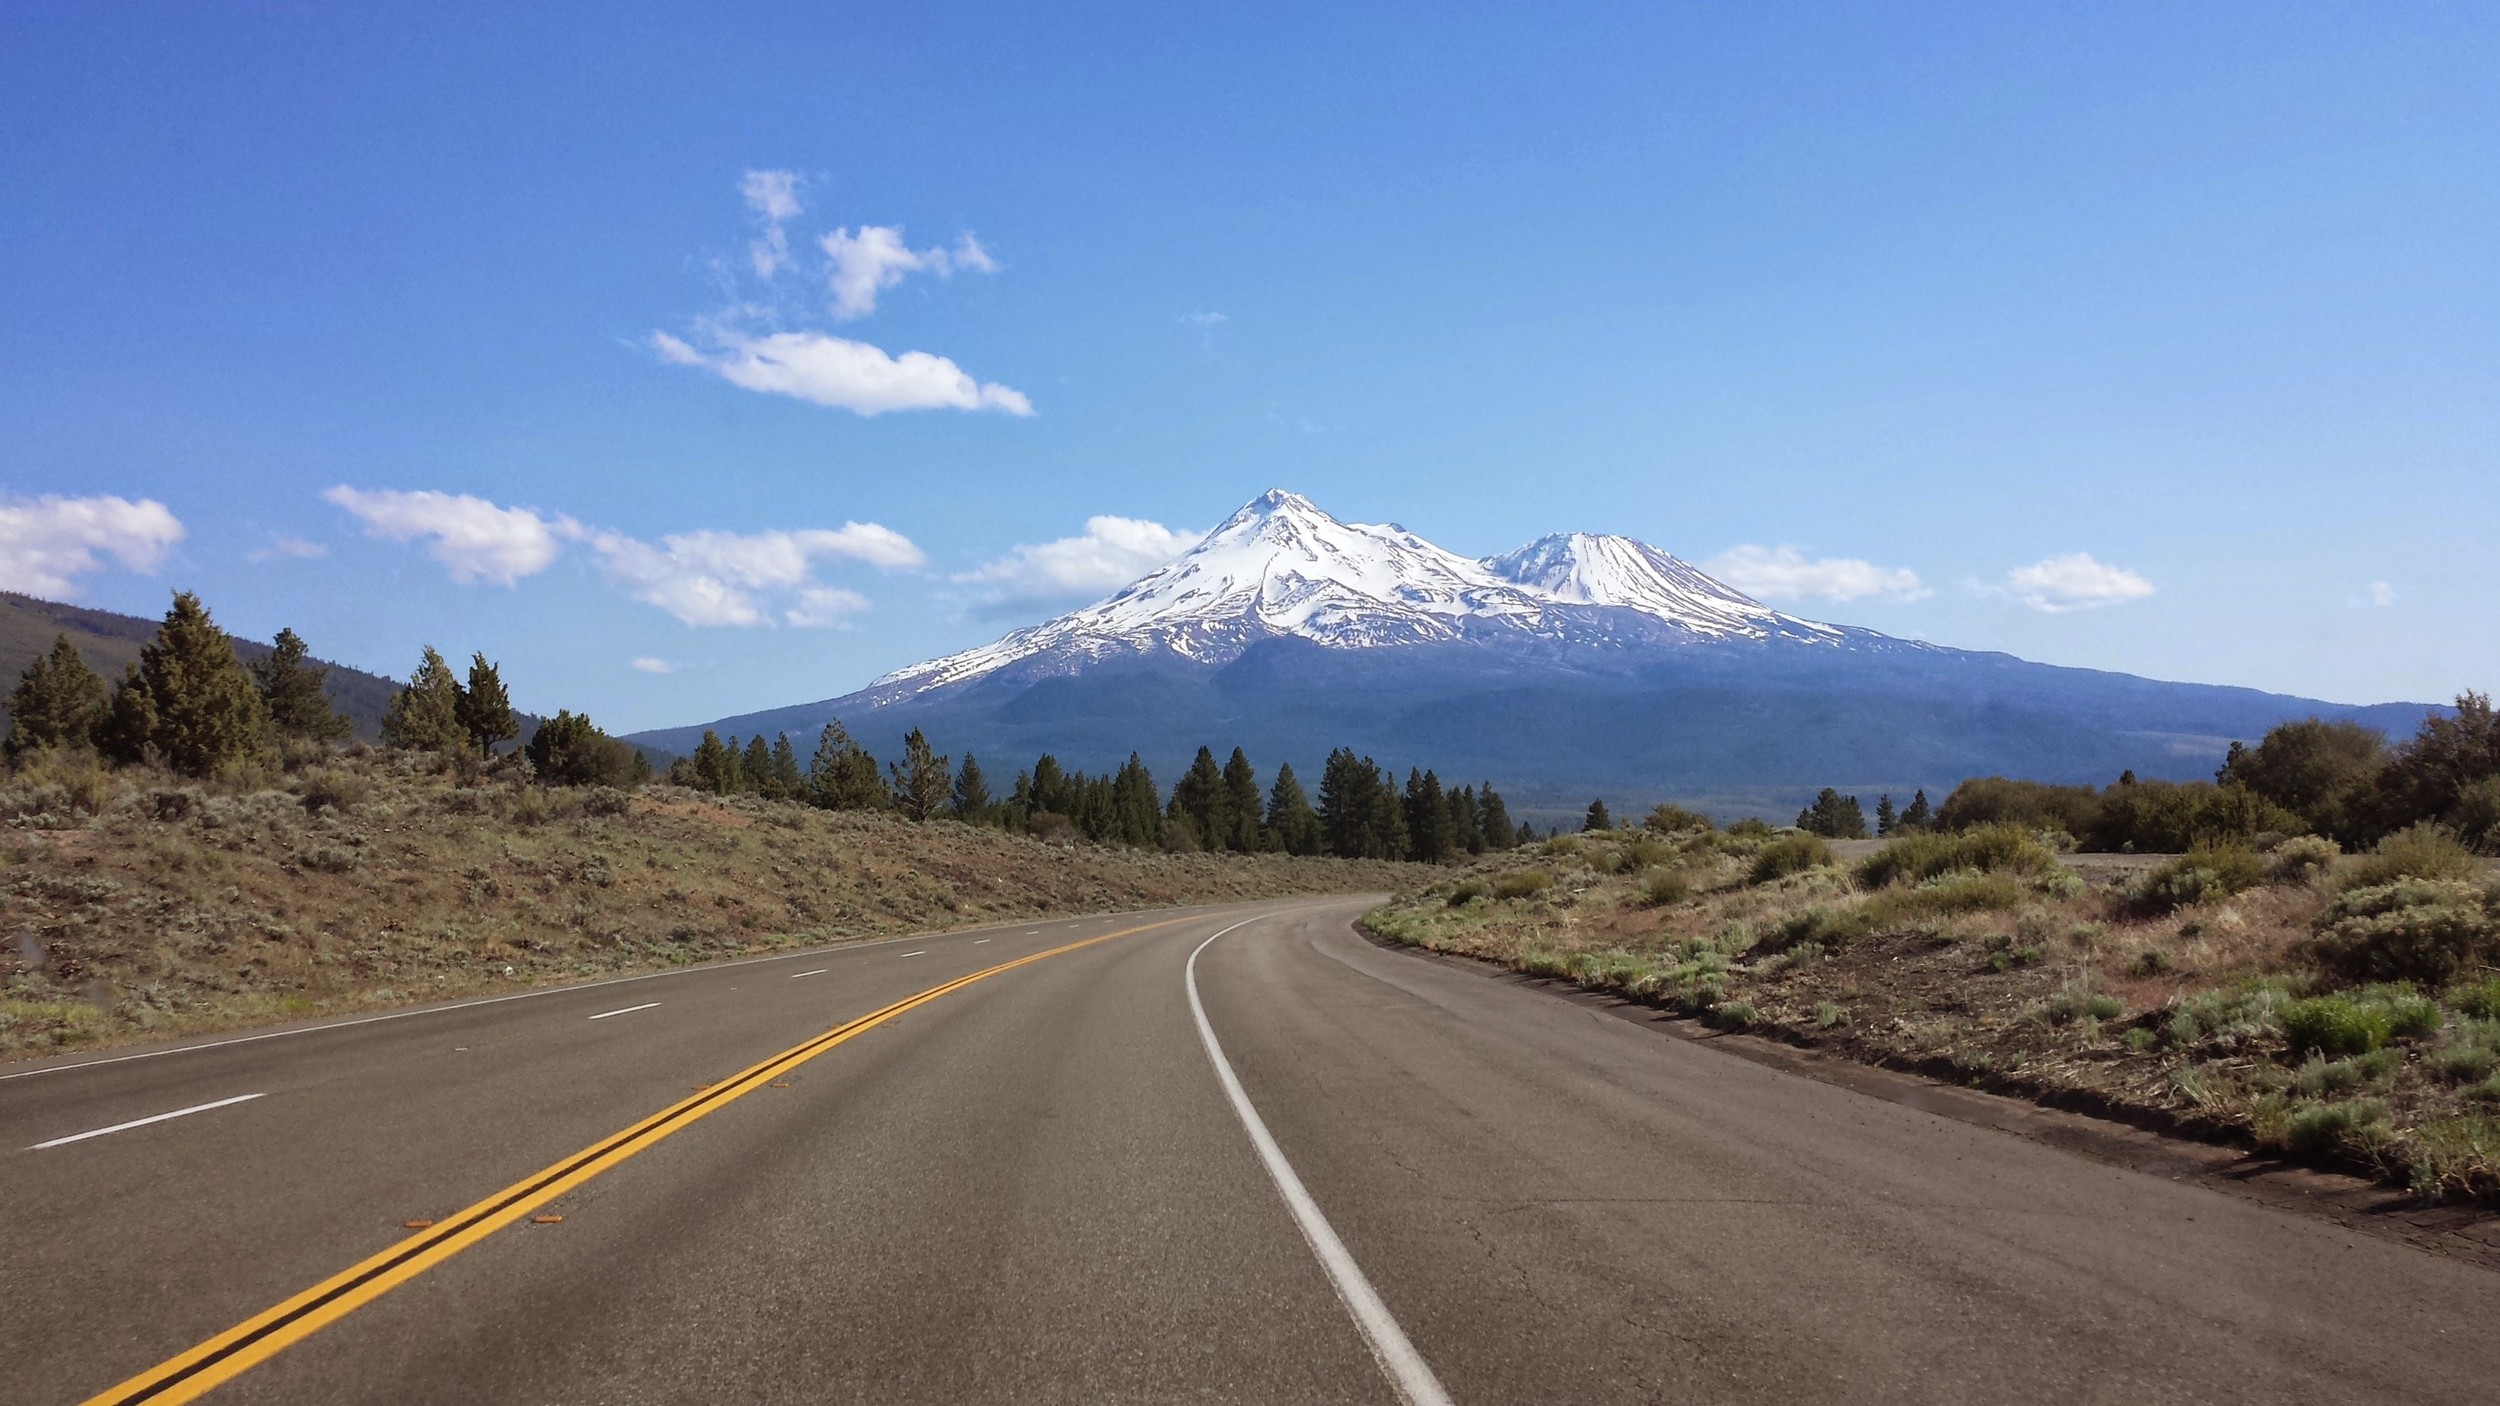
[95,663,157,765]
[106,592,273,777]
[1264,761,1321,856]
[525,710,638,787]
[250,628,352,744]
[888,728,951,822]
[383,647,467,756]
[5,634,107,758]
[456,654,517,756]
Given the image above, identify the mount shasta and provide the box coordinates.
[632,490,2430,817]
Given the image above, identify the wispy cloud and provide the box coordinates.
[741,169,803,277]
[0,492,185,597]
[955,514,1202,615]
[323,487,573,586]
[247,535,328,562]
[326,485,919,626]
[630,657,681,675]
[652,328,1032,417]
[2002,552,2155,613]
[2350,580,2397,609]
[820,223,1000,319]
[1701,545,1927,604]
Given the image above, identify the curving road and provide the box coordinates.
[2,896,2493,1404]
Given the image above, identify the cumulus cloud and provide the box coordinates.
[955,515,1203,613]
[651,329,1033,417]
[819,224,997,319]
[323,486,572,586]
[0,493,185,597]
[248,535,327,562]
[741,169,803,277]
[1701,545,1927,604]
[584,524,921,627]
[630,657,680,675]
[2003,552,2155,613]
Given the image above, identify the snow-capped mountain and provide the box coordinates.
[868,489,1845,701]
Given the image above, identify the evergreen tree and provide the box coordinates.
[950,752,992,822]
[1795,788,1870,839]
[111,592,273,777]
[1317,748,1375,858]
[5,634,108,758]
[1031,754,1074,818]
[1516,820,1538,847]
[1875,794,1898,837]
[456,653,517,755]
[806,720,885,809]
[525,710,640,787]
[1221,747,1264,851]
[888,728,952,821]
[769,734,803,799]
[1447,783,1483,854]
[95,662,157,765]
[1111,753,1161,846]
[690,730,737,794]
[1583,798,1613,832]
[249,628,351,744]
[383,646,468,756]
[1374,765,1411,860]
[741,735,775,797]
[1405,768,1453,862]
[1265,762,1322,856]
[1900,788,1932,832]
[1478,784,1516,851]
[1170,746,1228,849]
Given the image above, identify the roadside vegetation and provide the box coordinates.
[1371,700,2500,1202]
[1,592,1435,1060]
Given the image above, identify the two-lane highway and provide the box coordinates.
[4,896,2495,1403]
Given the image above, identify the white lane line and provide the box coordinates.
[588,1002,661,1021]
[29,1093,265,1150]
[1185,920,1453,1406]
[789,969,829,979]
[900,950,927,958]
[973,939,991,945]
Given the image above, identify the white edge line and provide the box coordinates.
[1185,918,1455,1406]
[0,910,1182,1084]
[973,939,991,945]
[900,950,928,958]
[588,1002,661,1021]
[789,969,829,979]
[30,1092,266,1150]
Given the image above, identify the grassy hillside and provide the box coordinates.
[1368,824,2500,1200]
[1,592,400,740]
[0,748,1421,1061]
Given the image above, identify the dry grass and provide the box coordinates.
[2,750,1421,1061]
[1371,826,2500,1201]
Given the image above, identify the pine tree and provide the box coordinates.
[951,752,992,821]
[525,710,639,787]
[95,663,157,765]
[888,728,951,821]
[114,592,273,777]
[383,646,468,756]
[1265,762,1321,856]
[456,653,517,756]
[1447,783,1483,854]
[770,734,803,799]
[690,730,737,794]
[5,634,108,758]
[1583,798,1613,832]
[1170,746,1228,850]
[1795,788,1870,839]
[806,721,885,810]
[250,628,352,743]
[1221,748,1264,851]
[1478,784,1516,850]
[1900,788,1932,832]
[1405,768,1453,862]
[1031,754,1074,818]
[1515,820,1538,847]
[1111,753,1161,846]
[1875,794,1898,836]
[741,735,774,796]
[1374,763,1411,860]
[1317,748,1373,858]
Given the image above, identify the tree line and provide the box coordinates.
[665,722,1527,860]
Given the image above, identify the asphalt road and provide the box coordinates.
[4,896,2495,1404]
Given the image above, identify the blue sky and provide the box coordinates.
[3,2,2493,733]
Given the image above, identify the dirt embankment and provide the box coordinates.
[2,753,1420,1061]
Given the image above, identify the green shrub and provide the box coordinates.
[1491,869,1555,900]
[1639,869,1691,907]
[2035,977,2124,1025]
[1708,1000,1759,1030]
[2427,1038,2500,1084]
[1725,818,1773,839]
[2266,834,2340,885]
[1812,1001,1848,1028]
[2130,947,2172,977]
[2452,978,2500,1020]
[2129,842,2264,915]
[1445,879,1488,906]
[1906,871,2029,915]
[1748,833,1832,885]
[2294,1047,2400,1096]
[1854,824,2054,888]
[2282,996,2393,1058]
[2280,1098,2389,1156]
[1643,804,1712,834]
[2342,823,2481,889]
[2409,1113,2500,1200]
[2315,879,2498,984]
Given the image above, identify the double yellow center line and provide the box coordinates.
[84,916,1189,1404]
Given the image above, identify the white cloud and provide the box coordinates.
[817,223,999,318]
[630,657,680,674]
[1181,311,1227,326]
[584,524,922,627]
[955,515,1202,612]
[1701,545,1927,603]
[951,232,998,274]
[0,493,185,597]
[651,328,1033,417]
[2354,580,2397,609]
[248,535,327,562]
[2004,552,2156,613]
[741,169,803,278]
[324,486,572,586]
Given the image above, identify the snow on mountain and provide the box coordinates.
[870,489,1847,700]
